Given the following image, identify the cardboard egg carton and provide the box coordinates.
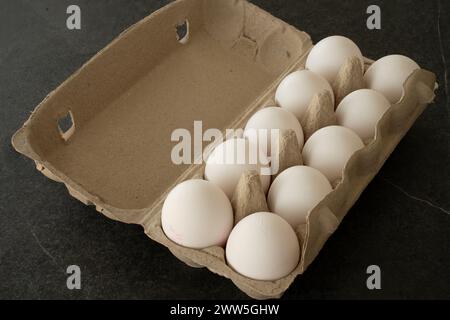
[12,0,436,299]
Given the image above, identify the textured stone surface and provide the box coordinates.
[0,0,449,299]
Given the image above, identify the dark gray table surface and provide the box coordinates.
[1,0,449,299]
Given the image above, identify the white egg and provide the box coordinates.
[268,166,332,227]
[305,35,364,84]
[204,138,270,199]
[336,89,391,142]
[161,179,234,249]
[244,107,304,157]
[226,212,300,281]
[302,126,364,184]
[364,54,420,103]
[275,70,334,121]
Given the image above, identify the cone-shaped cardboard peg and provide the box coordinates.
[300,90,336,140]
[272,129,303,178]
[231,170,269,224]
[333,56,365,105]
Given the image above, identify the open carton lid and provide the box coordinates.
[12,0,312,224]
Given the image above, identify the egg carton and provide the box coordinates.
[12,0,436,299]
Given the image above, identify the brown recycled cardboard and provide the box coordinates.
[300,90,336,140]
[273,129,303,177]
[332,56,365,105]
[11,0,436,299]
[231,170,269,224]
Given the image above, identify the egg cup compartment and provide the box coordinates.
[12,0,436,299]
